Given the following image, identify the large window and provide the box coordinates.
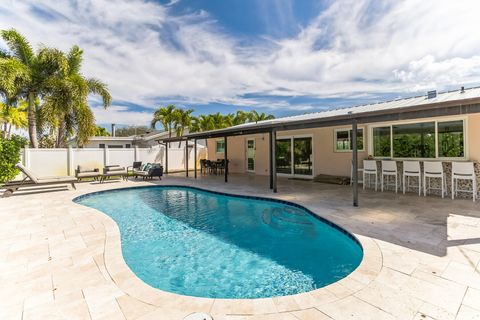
[334,128,364,151]
[392,122,435,158]
[438,120,464,157]
[371,119,465,159]
[372,127,390,157]
[215,139,225,153]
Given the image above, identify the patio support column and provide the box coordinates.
[185,139,189,178]
[352,119,359,207]
[269,131,273,189]
[272,129,277,193]
[194,139,197,179]
[224,136,228,183]
[165,143,168,174]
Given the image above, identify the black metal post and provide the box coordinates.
[185,139,189,177]
[194,139,197,179]
[224,136,228,183]
[272,129,277,193]
[269,131,273,189]
[165,143,168,174]
[352,119,359,207]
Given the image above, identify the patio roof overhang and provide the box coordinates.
[160,97,480,142]
[158,95,480,207]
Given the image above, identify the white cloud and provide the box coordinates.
[91,106,152,126]
[1,0,480,125]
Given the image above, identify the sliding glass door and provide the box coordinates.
[276,136,313,177]
[293,137,313,175]
[276,138,292,174]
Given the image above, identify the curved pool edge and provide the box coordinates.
[71,184,383,315]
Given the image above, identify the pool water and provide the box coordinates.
[75,186,363,299]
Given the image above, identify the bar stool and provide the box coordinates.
[381,160,398,193]
[423,161,446,198]
[363,160,378,191]
[451,162,477,202]
[403,161,421,196]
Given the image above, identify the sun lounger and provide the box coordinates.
[2,163,77,197]
[75,165,101,181]
[100,165,128,183]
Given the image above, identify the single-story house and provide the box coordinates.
[161,86,480,204]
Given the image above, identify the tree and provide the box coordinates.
[151,105,176,138]
[248,110,275,122]
[0,102,27,139]
[94,126,110,136]
[233,110,249,125]
[1,29,67,148]
[41,45,111,147]
[0,134,28,183]
[115,125,149,137]
[173,108,193,137]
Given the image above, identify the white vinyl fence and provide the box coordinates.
[18,145,207,178]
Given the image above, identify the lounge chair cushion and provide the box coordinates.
[106,166,126,172]
[76,172,100,178]
[77,165,98,173]
[16,163,39,183]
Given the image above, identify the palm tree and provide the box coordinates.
[1,29,67,147]
[190,114,215,132]
[151,105,176,138]
[248,110,275,123]
[173,108,193,137]
[233,110,249,125]
[41,45,111,147]
[0,102,27,139]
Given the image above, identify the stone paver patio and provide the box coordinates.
[1,173,480,320]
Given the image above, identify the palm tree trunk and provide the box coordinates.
[27,92,39,148]
[7,123,12,139]
[56,120,66,148]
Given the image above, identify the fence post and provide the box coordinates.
[134,146,139,162]
[104,145,109,166]
[67,147,74,176]
[23,146,30,169]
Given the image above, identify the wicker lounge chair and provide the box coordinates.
[2,163,77,197]
[100,165,128,183]
[75,165,100,181]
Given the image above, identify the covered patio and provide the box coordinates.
[160,88,480,207]
[1,174,479,319]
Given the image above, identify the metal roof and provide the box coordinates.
[162,86,480,141]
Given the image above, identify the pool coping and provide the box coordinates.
[72,184,383,316]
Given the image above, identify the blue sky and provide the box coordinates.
[1,0,480,129]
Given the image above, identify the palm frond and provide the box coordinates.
[86,78,111,108]
[0,29,34,65]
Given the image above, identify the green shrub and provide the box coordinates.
[0,135,28,183]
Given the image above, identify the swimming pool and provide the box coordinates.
[75,186,363,299]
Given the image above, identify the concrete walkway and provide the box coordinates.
[1,173,479,320]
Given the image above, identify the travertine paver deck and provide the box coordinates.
[1,173,479,320]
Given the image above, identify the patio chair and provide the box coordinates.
[381,160,398,193]
[403,161,421,196]
[100,165,128,183]
[127,161,142,175]
[2,163,77,197]
[363,160,378,191]
[423,161,446,198]
[75,165,100,181]
[133,163,163,180]
[451,162,477,201]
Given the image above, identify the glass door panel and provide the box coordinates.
[276,139,292,174]
[246,139,255,171]
[293,137,313,175]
